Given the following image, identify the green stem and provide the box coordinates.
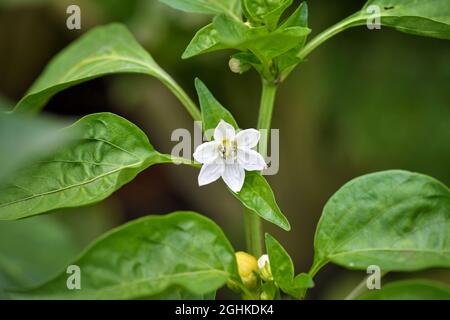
[228,279,258,300]
[166,155,201,168]
[244,209,262,257]
[298,13,363,61]
[344,271,388,300]
[244,80,278,257]
[308,259,328,279]
[281,12,366,81]
[257,80,277,157]
[158,71,202,121]
[297,259,328,300]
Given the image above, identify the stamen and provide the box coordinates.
[219,139,237,161]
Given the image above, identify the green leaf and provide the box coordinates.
[313,170,450,274]
[286,1,450,79]
[213,15,311,68]
[243,0,293,30]
[235,173,290,231]
[0,215,80,299]
[359,279,450,300]
[260,281,278,300]
[265,234,311,298]
[213,13,255,45]
[276,2,309,73]
[13,23,176,114]
[0,112,76,188]
[280,1,308,29]
[213,14,310,63]
[12,211,238,299]
[245,27,311,61]
[183,24,227,59]
[195,78,238,140]
[358,0,450,40]
[0,112,173,220]
[265,233,295,291]
[160,0,241,18]
[183,19,306,64]
[293,273,314,289]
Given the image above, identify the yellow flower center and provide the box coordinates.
[219,139,237,160]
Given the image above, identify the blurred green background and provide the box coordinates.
[0,0,449,299]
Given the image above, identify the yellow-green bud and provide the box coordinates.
[258,254,273,282]
[260,289,275,300]
[235,251,259,290]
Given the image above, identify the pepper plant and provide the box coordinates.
[1,0,450,300]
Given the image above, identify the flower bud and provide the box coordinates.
[260,281,277,300]
[260,289,275,300]
[235,251,259,290]
[228,57,251,74]
[229,58,242,73]
[258,254,273,282]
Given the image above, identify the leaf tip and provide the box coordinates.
[181,50,192,60]
[281,220,291,231]
[194,78,209,97]
[194,77,203,86]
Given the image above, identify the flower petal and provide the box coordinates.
[198,162,224,186]
[258,254,270,270]
[222,163,245,193]
[236,129,260,148]
[214,120,236,142]
[237,148,267,171]
[193,141,219,164]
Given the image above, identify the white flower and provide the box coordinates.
[258,254,273,281]
[193,120,267,193]
[258,254,270,270]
